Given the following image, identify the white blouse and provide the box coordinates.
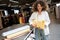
[29,11,50,35]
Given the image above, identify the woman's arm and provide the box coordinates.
[29,13,35,25]
[44,11,50,27]
[29,13,37,27]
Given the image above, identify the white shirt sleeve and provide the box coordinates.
[29,11,50,26]
[29,12,36,25]
[44,11,50,27]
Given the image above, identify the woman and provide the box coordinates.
[29,1,50,40]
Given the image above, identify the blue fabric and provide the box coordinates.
[35,28,41,40]
[35,28,49,40]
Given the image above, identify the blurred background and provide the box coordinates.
[0,0,60,40]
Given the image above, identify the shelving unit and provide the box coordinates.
[0,11,3,29]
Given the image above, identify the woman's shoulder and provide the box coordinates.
[42,11,48,13]
[42,11,48,15]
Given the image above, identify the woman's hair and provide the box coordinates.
[32,1,48,12]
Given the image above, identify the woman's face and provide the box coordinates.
[37,4,43,12]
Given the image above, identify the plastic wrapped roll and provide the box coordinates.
[2,25,30,39]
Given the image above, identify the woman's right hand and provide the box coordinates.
[31,20,37,28]
[31,23,37,28]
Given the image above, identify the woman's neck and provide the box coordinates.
[38,10,42,14]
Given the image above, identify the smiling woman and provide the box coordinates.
[29,1,50,40]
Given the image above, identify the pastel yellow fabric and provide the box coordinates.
[32,20,45,29]
[19,17,23,24]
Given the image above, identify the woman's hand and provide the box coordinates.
[31,20,37,28]
[31,23,37,28]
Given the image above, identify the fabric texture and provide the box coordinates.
[29,11,50,35]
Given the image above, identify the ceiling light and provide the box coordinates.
[10,0,19,3]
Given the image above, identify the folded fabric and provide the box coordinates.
[32,20,45,29]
